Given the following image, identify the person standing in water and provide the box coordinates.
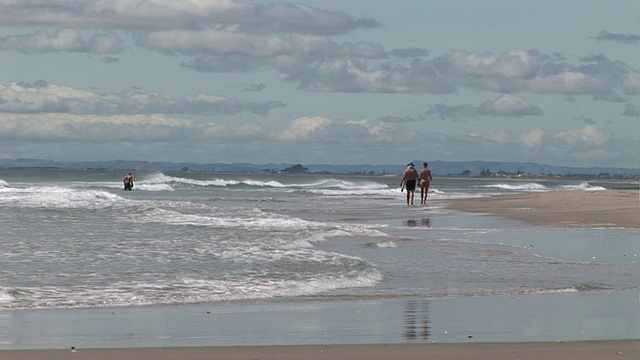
[419,162,433,205]
[123,172,134,190]
[400,163,419,205]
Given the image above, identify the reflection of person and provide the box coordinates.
[419,162,433,205]
[400,163,419,205]
[123,172,134,191]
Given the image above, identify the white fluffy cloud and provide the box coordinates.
[427,94,543,119]
[0,0,637,167]
[0,108,632,167]
[0,81,284,115]
[276,117,331,141]
[0,0,376,34]
[0,113,194,142]
[0,1,636,99]
[554,125,609,145]
[0,29,123,53]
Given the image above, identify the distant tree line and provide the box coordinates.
[262,164,309,174]
[458,168,636,179]
[262,164,383,176]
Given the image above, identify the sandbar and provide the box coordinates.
[446,190,639,228]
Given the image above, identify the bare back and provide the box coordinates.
[419,168,431,183]
[402,168,419,182]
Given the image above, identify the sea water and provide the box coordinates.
[1,169,638,310]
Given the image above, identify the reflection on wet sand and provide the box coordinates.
[405,218,431,227]
[403,300,430,341]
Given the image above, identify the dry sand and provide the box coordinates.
[0,341,638,360]
[446,190,639,229]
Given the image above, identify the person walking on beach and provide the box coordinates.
[123,172,134,190]
[419,162,433,205]
[400,163,419,205]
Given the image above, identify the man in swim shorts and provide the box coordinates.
[123,172,134,190]
[419,162,433,205]
[400,163,419,205]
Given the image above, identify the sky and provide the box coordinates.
[0,0,638,168]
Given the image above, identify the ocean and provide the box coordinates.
[0,169,638,348]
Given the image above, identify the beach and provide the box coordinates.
[1,340,638,360]
[446,189,639,229]
[1,177,638,359]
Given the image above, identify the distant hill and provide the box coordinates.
[0,158,637,176]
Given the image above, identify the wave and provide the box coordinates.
[0,266,384,309]
[0,186,125,209]
[560,181,607,191]
[9,276,619,310]
[479,181,608,193]
[478,182,548,191]
[139,173,392,193]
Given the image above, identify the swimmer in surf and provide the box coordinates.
[123,172,134,190]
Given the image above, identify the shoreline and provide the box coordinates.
[1,189,638,358]
[1,340,638,360]
[446,190,639,229]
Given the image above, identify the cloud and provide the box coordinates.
[0,113,195,143]
[427,94,543,119]
[167,32,388,71]
[573,116,597,125]
[0,110,634,167]
[0,0,377,35]
[242,83,266,92]
[516,129,546,148]
[622,71,640,95]
[458,124,632,167]
[3,2,633,100]
[279,48,637,97]
[477,94,543,117]
[0,29,123,53]
[389,48,431,58]
[378,115,424,123]
[0,81,285,116]
[579,53,609,62]
[592,31,640,45]
[426,103,476,120]
[554,125,609,145]
[88,32,125,53]
[621,103,640,117]
[102,56,119,64]
[275,116,331,141]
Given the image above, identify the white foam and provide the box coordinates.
[0,186,125,209]
[376,241,397,248]
[560,181,607,191]
[479,182,548,191]
[134,183,175,191]
[0,288,15,304]
[143,173,236,187]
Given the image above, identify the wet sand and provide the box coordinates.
[1,340,638,360]
[446,190,639,228]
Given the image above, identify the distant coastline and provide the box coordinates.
[0,158,638,180]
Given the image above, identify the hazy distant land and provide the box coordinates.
[0,158,638,179]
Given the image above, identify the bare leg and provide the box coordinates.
[406,191,410,205]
